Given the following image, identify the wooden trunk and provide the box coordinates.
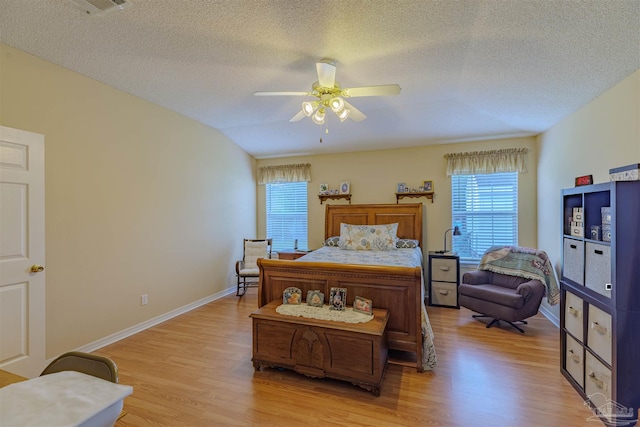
[250,301,389,396]
[258,259,423,371]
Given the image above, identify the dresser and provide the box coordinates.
[428,253,460,308]
[560,181,640,426]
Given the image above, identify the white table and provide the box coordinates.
[0,371,132,427]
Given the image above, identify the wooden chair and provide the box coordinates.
[236,238,272,296]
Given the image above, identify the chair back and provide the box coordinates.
[243,238,272,269]
[40,351,119,383]
[489,271,533,290]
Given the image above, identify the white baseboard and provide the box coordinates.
[73,287,236,355]
[538,304,559,328]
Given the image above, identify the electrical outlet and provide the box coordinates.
[141,294,148,305]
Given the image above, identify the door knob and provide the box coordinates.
[30,265,45,273]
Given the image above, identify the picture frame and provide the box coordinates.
[397,182,406,193]
[329,287,347,311]
[306,290,325,307]
[423,180,433,192]
[283,287,302,304]
[353,296,373,315]
[339,181,350,194]
[319,183,328,194]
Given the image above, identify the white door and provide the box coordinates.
[0,125,45,378]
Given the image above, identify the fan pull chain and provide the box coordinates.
[320,123,328,143]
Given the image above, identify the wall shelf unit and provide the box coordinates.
[395,192,434,203]
[318,194,351,205]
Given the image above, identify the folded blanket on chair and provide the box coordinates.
[478,246,560,305]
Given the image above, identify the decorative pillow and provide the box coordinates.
[324,236,340,247]
[339,223,398,251]
[396,239,419,249]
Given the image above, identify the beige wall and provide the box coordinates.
[3,38,635,356]
[256,137,538,258]
[537,69,640,320]
[0,44,256,358]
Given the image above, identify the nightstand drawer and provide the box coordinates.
[430,282,458,307]
[431,259,457,282]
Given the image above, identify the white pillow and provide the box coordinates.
[339,223,398,251]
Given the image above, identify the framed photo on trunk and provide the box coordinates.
[329,287,347,311]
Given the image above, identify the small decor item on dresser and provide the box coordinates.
[306,290,324,307]
[574,174,593,186]
[283,287,302,304]
[353,296,373,315]
[609,163,640,181]
[423,180,433,192]
[339,181,350,194]
[397,183,405,193]
[319,183,329,194]
[329,287,347,311]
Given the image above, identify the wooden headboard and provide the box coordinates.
[324,203,423,248]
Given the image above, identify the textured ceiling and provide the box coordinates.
[1,0,639,158]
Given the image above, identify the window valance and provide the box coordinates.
[257,163,311,184]
[444,148,528,176]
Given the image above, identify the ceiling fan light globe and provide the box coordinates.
[329,97,344,112]
[312,108,326,124]
[337,108,350,121]
[302,101,317,117]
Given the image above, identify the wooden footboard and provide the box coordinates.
[257,258,424,371]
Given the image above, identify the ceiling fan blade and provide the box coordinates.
[343,100,367,122]
[254,91,311,96]
[316,61,336,88]
[289,110,306,122]
[342,84,401,97]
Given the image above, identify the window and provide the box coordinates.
[451,172,518,262]
[266,182,308,252]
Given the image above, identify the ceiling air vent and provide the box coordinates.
[69,0,130,15]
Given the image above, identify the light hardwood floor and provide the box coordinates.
[98,289,605,426]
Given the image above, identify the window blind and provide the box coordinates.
[451,172,518,262]
[266,182,308,252]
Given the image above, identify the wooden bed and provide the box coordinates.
[257,203,431,372]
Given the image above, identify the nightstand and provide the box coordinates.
[428,252,460,308]
[277,250,310,260]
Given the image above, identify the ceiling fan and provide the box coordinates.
[254,60,401,125]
